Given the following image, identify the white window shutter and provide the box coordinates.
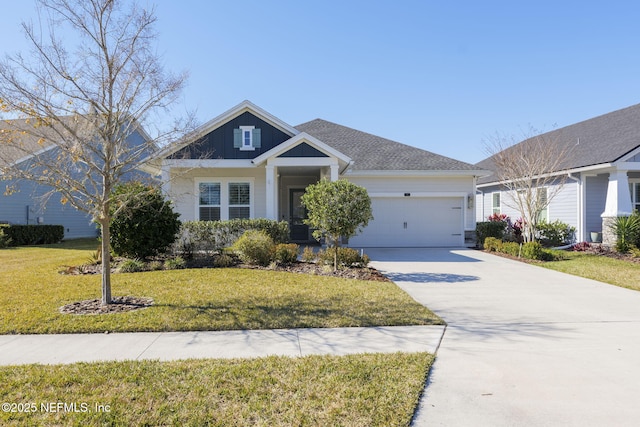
[252,129,261,148]
[233,129,242,148]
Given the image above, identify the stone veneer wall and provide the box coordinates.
[601,216,617,248]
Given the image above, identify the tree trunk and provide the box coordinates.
[100,219,112,306]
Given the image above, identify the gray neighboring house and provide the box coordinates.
[475,103,640,244]
[150,100,486,247]
[0,118,149,239]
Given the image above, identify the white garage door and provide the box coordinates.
[349,197,464,247]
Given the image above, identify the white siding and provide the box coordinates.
[585,174,608,234]
[548,181,578,228]
[168,167,266,222]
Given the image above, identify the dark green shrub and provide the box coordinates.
[318,247,370,268]
[537,220,576,247]
[213,253,236,268]
[2,224,63,246]
[483,237,503,252]
[476,221,506,247]
[521,241,543,260]
[0,226,11,248]
[110,182,181,259]
[232,230,275,266]
[273,243,299,265]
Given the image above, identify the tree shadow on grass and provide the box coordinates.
[384,272,479,284]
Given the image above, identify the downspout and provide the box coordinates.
[339,160,354,176]
[568,172,582,242]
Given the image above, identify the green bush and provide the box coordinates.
[1,224,64,246]
[301,246,317,263]
[232,230,275,266]
[537,220,576,247]
[110,182,181,259]
[521,241,543,260]
[609,215,640,253]
[483,237,503,252]
[476,221,506,247]
[0,226,11,248]
[118,258,145,273]
[213,253,236,268]
[164,256,186,270]
[179,219,289,255]
[318,247,370,268]
[273,243,299,265]
[502,242,521,257]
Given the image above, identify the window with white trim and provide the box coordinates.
[234,126,261,151]
[199,183,221,221]
[492,192,501,214]
[197,179,253,221]
[228,182,250,219]
[629,181,640,211]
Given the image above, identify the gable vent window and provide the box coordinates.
[234,126,261,151]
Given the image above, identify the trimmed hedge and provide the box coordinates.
[177,219,290,255]
[1,224,64,246]
[476,221,506,248]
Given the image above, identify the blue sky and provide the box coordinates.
[2,1,640,163]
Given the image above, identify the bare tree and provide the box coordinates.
[483,126,573,242]
[0,0,191,305]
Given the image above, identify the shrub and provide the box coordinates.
[572,242,591,252]
[232,230,275,266]
[213,253,236,268]
[301,246,317,263]
[148,260,164,271]
[521,241,543,260]
[110,182,181,259]
[0,227,11,248]
[501,242,521,257]
[273,243,299,265]
[177,219,289,255]
[609,215,640,253]
[1,224,64,246]
[118,258,145,273]
[164,256,186,270]
[317,247,370,268]
[483,237,503,252]
[476,222,506,247]
[537,220,576,247]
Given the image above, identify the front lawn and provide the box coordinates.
[0,239,442,334]
[542,251,640,291]
[0,352,433,426]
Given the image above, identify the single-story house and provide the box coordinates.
[475,103,640,245]
[150,100,486,247]
[0,117,149,239]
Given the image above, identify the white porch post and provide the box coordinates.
[265,164,277,219]
[329,163,339,181]
[601,169,633,246]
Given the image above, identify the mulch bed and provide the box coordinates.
[59,296,154,315]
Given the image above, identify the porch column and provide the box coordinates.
[601,169,633,246]
[265,165,277,219]
[329,164,339,181]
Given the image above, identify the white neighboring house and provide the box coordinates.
[149,100,487,248]
[0,118,150,239]
[475,103,640,245]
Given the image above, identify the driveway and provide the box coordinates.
[368,248,640,427]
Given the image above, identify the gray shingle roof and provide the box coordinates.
[476,103,640,184]
[295,118,478,171]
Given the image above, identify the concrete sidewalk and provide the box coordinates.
[0,325,445,366]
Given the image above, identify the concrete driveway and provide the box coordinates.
[368,248,640,427]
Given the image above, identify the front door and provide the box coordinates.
[289,189,309,241]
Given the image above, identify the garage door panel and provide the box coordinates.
[349,197,463,247]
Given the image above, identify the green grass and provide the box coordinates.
[0,239,442,334]
[542,251,640,291]
[0,352,434,426]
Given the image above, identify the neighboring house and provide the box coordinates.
[475,103,640,245]
[150,100,485,247]
[0,117,149,239]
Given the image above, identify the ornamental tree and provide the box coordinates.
[301,179,373,270]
